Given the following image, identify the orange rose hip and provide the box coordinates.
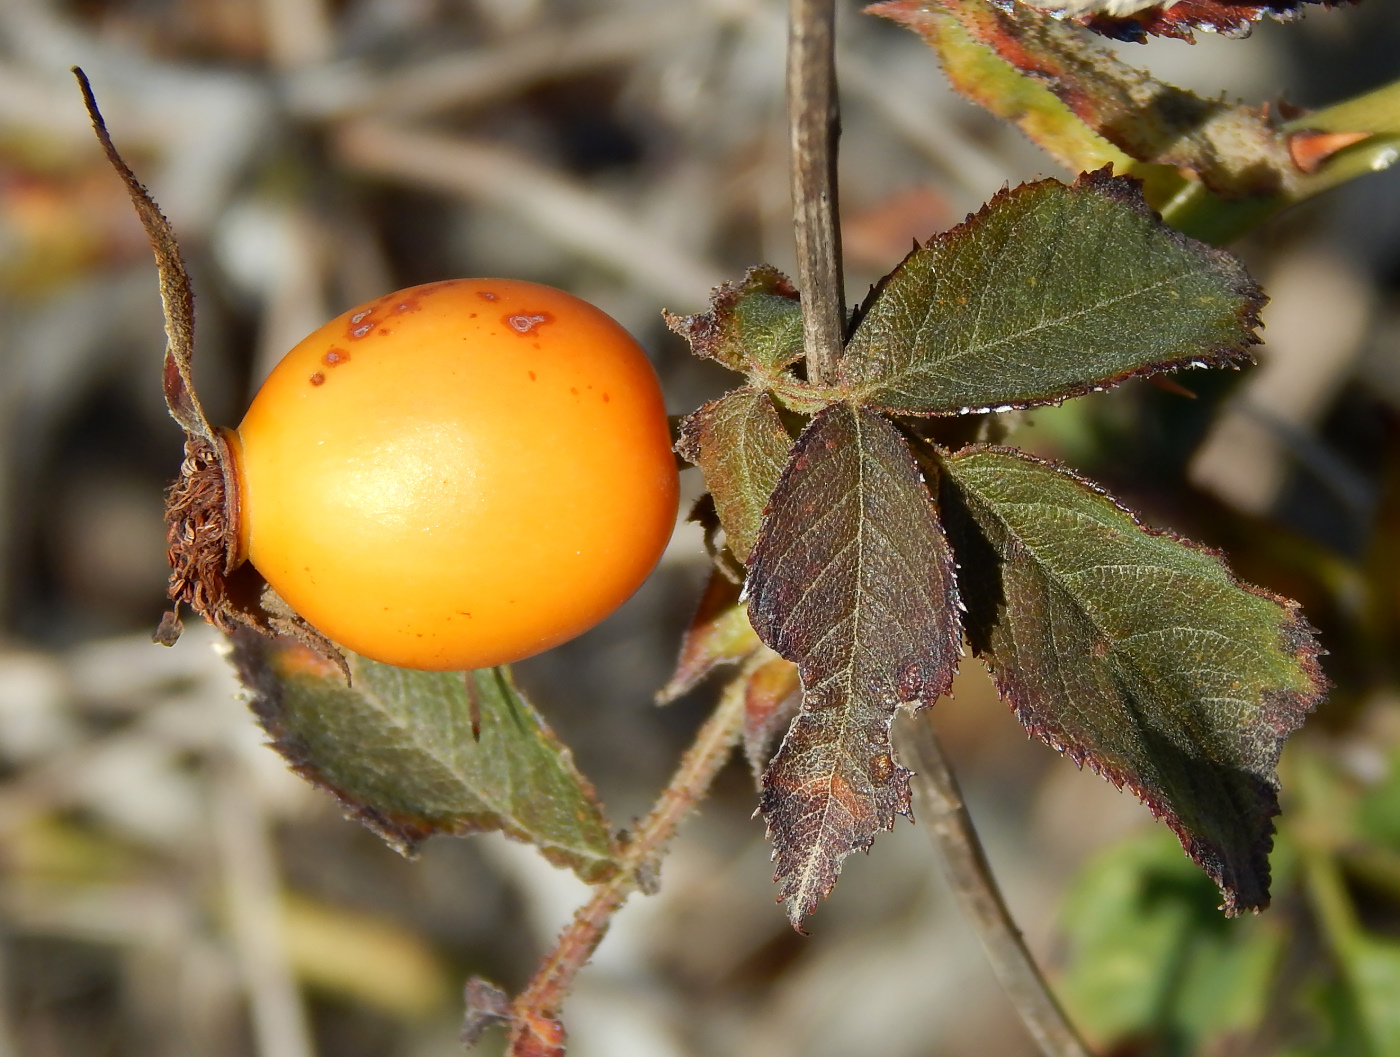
[230,278,679,670]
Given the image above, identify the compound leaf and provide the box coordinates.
[665,265,804,376]
[844,171,1264,415]
[941,447,1325,913]
[747,405,961,926]
[231,629,619,883]
[677,388,794,563]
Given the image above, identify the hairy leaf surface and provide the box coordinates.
[665,265,803,375]
[231,630,618,882]
[940,448,1324,912]
[747,405,961,925]
[677,388,794,562]
[844,171,1264,415]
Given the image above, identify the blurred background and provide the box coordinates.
[0,0,1398,1055]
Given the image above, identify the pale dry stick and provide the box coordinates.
[213,762,317,1057]
[335,120,723,308]
[257,0,334,71]
[788,0,845,384]
[896,711,1094,1057]
[502,676,748,1055]
[300,8,686,120]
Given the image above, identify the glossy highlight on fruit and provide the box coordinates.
[231,279,679,670]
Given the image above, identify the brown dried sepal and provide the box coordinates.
[158,432,239,643]
[158,431,350,680]
[74,68,349,679]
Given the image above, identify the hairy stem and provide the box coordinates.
[503,680,747,1055]
[788,0,845,384]
[895,711,1093,1057]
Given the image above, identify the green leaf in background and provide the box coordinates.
[677,387,794,562]
[844,172,1264,415]
[940,447,1325,913]
[665,264,804,376]
[1056,829,1282,1054]
[231,629,619,883]
[746,405,961,926]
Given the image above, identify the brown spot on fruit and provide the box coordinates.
[322,349,349,366]
[570,387,579,396]
[310,372,326,386]
[505,311,553,335]
[528,371,537,381]
[602,392,610,402]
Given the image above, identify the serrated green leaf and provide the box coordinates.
[941,447,1324,913]
[677,388,794,562]
[665,265,804,375]
[747,405,961,926]
[231,630,618,883]
[844,171,1264,415]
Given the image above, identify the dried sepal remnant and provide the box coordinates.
[844,170,1265,415]
[676,388,795,563]
[939,447,1325,913]
[231,630,621,883]
[665,265,804,376]
[73,67,211,441]
[747,405,961,926]
[158,434,239,644]
[76,68,346,672]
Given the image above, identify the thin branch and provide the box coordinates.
[213,761,316,1057]
[895,711,1093,1057]
[497,676,747,1055]
[787,0,845,384]
[335,120,722,307]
